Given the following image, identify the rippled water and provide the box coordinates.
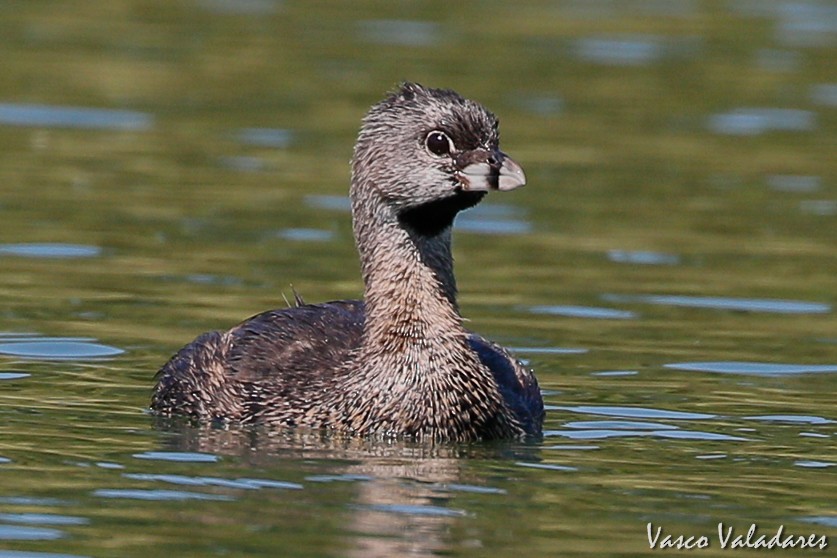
[0,2,834,557]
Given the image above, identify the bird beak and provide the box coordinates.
[456,148,526,192]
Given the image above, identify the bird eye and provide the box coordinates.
[424,131,453,157]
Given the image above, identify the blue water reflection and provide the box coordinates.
[235,127,293,148]
[602,293,831,314]
[529,305,636,320]
[197,0,278,15]
[362,503,467,518]
[801,516,837,528]
[515,462,577,472]
[810,83,837,106]
[508,346,589,355]
[730,1,837,47]
[0,525,64,541]
[755,48,801,72]
[218,155,270,172]
[124,473,302,490]
[515,95,564,116]
[564,420,676,430]
[547,429,747,441]
[0,372,30,380]
[93,489,232,502]
[794,461,834,469]
[591,370,638,377]
[544,428,749,442]
[0,514,88,526]
[766,174,821,192]
[305,474,372,483]
[707,108,816,135]
[745,415,833,425]
[556,405,715,420]
[0,104,152,131]
[573,35,666,65]
[665,362,837,376]
[440,484,506,495]
[560,0,698,19]
[0,244,101,259]
[0,339,124,360]
[548,408,749,442]
[456,204,532,235]
[0,551,90,558]
[275,228,335,242]
[607,250,680,265]
[305,195,350,212]
[773,1,837,47]
[799,200,837,216]
[132,451,219,463]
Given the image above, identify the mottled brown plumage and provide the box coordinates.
[152,82,544,441]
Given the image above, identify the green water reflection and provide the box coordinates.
[0,1,834,556]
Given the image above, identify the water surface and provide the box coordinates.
[0,2,834,557]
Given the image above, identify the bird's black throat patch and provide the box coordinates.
[398,190,486,237]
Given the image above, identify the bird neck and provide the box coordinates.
[353,197,462,346]
[338,179,513,439]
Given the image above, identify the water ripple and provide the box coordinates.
[766,174,821,192]
[0,524,64,541]
[574,34,666,65]
[556,405,716,420]
[794,461,834,469]
[799,200,837,216]
[664,362,837,376]
[218,155,269,172]
[602,293,830,314]
[695,454,727,460]
[0,339,124,360]
[93,489,231,502]
[516,95,564,116]
[305,474,372,483]
[811,83,837,106]
[234,127,293,148]
[197,0,279,15]
[362,503,466,517]
[0,103,152,131]
[0,514,88,526]
[508,346,589,355]
[440,483,506,495]
[515,461,577,472]
[564,420,677,430]
[654,430,749,441]
[124,473,302,490]
[0,372,30,380]
[591,370,638,377]
[744,415,833,425]
[801,516,837,528]
[774,2,837,47]
[305,195,350,212]
[275,228,335,242]
[546,429,747,441]
[456,217,532,235]
[0,243,101,259]
[707,107,816,135]
[456,203,531,235]
[607,250,680,265]
[529,305,636,320]
[132,451,219,463]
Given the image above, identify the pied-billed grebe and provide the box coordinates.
[152,82,544,441]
